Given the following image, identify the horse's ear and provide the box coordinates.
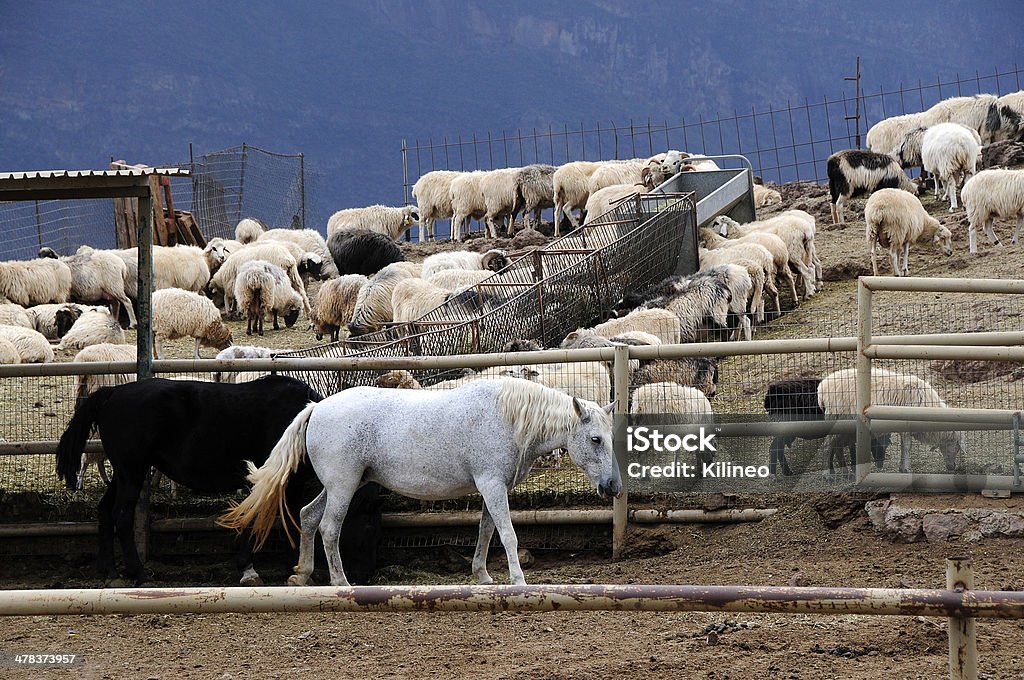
[603,401,617,415]
[572,397,588,421]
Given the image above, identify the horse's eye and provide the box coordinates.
[591,436,601,444]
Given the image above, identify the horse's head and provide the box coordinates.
[567,397,621,499]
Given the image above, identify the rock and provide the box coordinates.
[977,511,1010,537]
[706,630,719,646]
[884,506,924,542]
[864,499,891,530]
[517,548,535,568]
[788,571,810,587]
[1004,514,1024,537]
[922,512,973,542]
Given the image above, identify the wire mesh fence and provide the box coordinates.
[400,64,1024,238]
[0,144,323,261]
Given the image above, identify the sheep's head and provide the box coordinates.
[38,247,60,260]
[712,215,739,236]
[54,307,82,338]
[404,206,421,226]
[933,224,954,257]
[299,254,325,280]
[502,339,542,353]
[480,249,509,272]
[376,369,420,389]
[203,321,234,351]
[283,305,301,328]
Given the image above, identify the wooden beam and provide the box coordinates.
[0,187,150,201]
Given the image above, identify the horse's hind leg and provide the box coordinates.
[237,530,262,586]
[288,489,327,586]
[477,480,525,585]
[319,482,361,587]
[112,478,145,584]
[471,504,496,585]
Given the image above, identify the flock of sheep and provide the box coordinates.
[828,90,1024,274]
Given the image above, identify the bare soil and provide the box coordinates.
[4,183,1024,678]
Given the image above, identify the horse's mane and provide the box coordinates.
[495,378,611,462]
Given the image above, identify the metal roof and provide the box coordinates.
[0,167,189,181]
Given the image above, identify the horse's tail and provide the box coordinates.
[218,400,317,549]
[56,387,112,490]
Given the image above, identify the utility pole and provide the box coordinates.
[845,57,863,148]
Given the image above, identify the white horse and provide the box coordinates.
[220,378,619,586]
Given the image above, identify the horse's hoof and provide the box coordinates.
[103,578,129,588]
[240,574,263,587]
[287,574,309,586]
[474,573,493,586]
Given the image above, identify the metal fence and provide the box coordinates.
[399,63,1024,222]
[0,144,322,260]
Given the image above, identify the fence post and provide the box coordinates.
[855,278,873,482]
[946,557,978,680]
[134,179,156,563]
[298,152,306,230]
[400,139,410,240]
[612,344,630,560]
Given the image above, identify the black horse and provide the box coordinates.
[56,376,382,585]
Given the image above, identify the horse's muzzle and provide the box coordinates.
[599,478,622,499]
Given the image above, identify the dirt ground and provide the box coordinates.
[3,497,1024,679]
[4,181,1024,678]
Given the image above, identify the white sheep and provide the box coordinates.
[203,237,244,274]
[234,260,303,336]
[0,302,32,329]
[235,218,267,244]
[0,337,21,364]
[213,345,276,383]
[209,242,311,317]
[752,183,782,208]
[258,228,338,278]
[112,245,211,298]
[827,149,918,225]
[479,167,522,238]
[660,150,721,176]
[866,113,929,157]
[818,367,964,474]
[592,308,682,345]
[426,269,493,291]
[960,168,1024,253]
[412,170,461,242]
[449,171,489,241]
[587,159,647,194]
[73,343,137,403]
[583,183,648,226]
[864,188,953,276]
[700,243,777,325]
[57,308,126,351]
[420,249,509,279]
[0,325,54,363]
[714,212,820,298]
[921,123,982,211]
[0,257,72,307]
[921,94,1005,144]
[347,263,416,336]
[310,274,368,342]
[552,161,606,234]
[511,361,611,404]
[391,277,451,324]
[631,382,712,420]
[24,303,94,340]
[997,91,1024,141]
[40,246,136,328]
[700,227,797,307]
[151,288,233,359]
[326,204,420,242]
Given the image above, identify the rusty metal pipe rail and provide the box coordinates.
[1,581,1022,618]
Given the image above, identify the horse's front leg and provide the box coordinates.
[289,489,327,586]
[96,479,118,580]
[237,530,262,586]
[477,479,525,585]
[113,477,145,584]
[471,503,496,585]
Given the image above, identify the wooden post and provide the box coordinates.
[611,344,630,560]
[946,557,978,680]
[133,180,156,563]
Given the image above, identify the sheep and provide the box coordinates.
[326,204,420,241]
[0,302,32,329]
[448,171,489,241]
[921,94,1006,144]
[635,266,748,343]
[203,237,244,275]
[997,91,1024,141]
[72,343,137,402]
[631,382,714,465]
[827,149,918,225]
[310,274,367,342]
[866,113,929,157]
[713,212,820,298]
[24,303,91,340]
[420,249,509,279]
[921,123,982,211]
[0,337,21,364]
[552,161,606,234]
[980,140,1024,170]
[583,183,648,226]
[699,227,797,308]
[151,288,233,359]
[479,167,523,238]
[0,257,72,307]
[511,361,611,404]
[391,277,451,324]
[212,345,277,383]
[633,358,719,400]
[348,263,416,337]
[818,367,964,474]
[426,269,493,291]
[0,325,54,363]
[864,188,953,276]
[592,308,682,345]
[608,330,663,346]
[255,238,325,283]
[375,369,422,389]
[325,228,405,279]
[234,260,302,336]
[411,170,461,242]
[258,228,338,279]
[587,159,648,194]
[752,183,782,208]
[960,168,1024,253]
[39,245,136,328]
[235,218,267,244]
[510,164,556,232]
[111,245,212,300]
[57,308,125,351]
[209,242,311,317]
[699,243,777,325]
